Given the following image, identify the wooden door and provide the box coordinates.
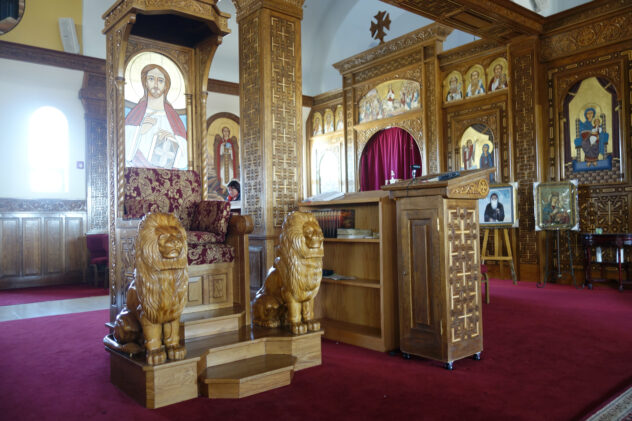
[397,198,445,361]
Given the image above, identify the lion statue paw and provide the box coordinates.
[290,323,308,335]
[307,320,320,332]
[167,344,187,361]
[146,347,167,366]
[103,212,189,365]
[252,211,324,335]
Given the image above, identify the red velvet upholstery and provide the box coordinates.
[86,233,109,287]
[123,168,233,265]
[190,200,231,242]
[124,167,200,230]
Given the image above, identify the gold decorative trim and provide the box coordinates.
[333,23,452,74]
[447,179,489,199]
[540,11,632,62]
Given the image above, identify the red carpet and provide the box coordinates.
[0,284,108,306]
[0,279,631,420]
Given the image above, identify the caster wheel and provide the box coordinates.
[588,284,593,290]
[472,352,481,361]
[388,350,400,357]
[402,352,411,360]
[444,361,454,370]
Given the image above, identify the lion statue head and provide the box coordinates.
[252,211,324,335]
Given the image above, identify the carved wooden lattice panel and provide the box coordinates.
[425,60,438,174]
[87,120,108,232]
[355,53,422,84]
[240,15,263,229]
[540,11,632,62]
[579,186,631,234]
[345,87,356,192]
[512,49,537,265]
[446,205,481,343]
[270,16,299,227]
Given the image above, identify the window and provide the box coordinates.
[28,106,69,193]
[0,0,25,35]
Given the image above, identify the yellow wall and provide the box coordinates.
[0,0,83,52]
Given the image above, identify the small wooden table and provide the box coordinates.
[581,233,632,291]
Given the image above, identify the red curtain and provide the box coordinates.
[359,127,422,191]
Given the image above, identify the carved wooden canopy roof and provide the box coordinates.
[379,0,544,42]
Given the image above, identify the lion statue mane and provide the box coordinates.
[252,211,324,335]
[104,212,189,365]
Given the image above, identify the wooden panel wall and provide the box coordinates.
[0,212,87,289]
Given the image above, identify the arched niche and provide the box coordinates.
[206,112,240,199]
[359,127,422,191]
[561,76,621,183]
[123,51,189,170]
[457,124,496,183]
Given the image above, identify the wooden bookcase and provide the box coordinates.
[300,190,398,352]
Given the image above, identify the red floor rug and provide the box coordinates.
[0,284,109,306]
[0,279,630,420]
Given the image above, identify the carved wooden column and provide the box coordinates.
[79,72,108,233]
[232,0,304,292]
[509,36,544,281]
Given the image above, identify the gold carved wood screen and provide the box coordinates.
[332,23,452,192]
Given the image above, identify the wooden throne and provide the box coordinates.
[103,0,321,408]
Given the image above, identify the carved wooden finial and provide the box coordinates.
[370,10,391,44]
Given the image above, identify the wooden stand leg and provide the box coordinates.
[480,228,518,285]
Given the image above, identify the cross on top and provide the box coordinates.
[370,11,391,44]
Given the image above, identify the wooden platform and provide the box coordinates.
[200,354,296,398]
[107,326,323,407]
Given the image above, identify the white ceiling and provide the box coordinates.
[82,0,595,97]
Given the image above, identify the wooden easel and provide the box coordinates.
[481,228,517,284]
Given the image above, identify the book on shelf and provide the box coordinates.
[310,208,355,238]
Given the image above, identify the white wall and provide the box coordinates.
[206,92,240,118]
[0,59,86,200]
[82,0,109,59]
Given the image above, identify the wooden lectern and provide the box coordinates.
[382,169,493,369]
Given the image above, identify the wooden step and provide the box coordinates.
[200,354,296,399]
[180,305,244,339]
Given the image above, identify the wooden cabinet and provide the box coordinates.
[300,190,398,352]
[383,169,492,368]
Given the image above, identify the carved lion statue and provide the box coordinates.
[104,212,189,365]
[252,211,324,335]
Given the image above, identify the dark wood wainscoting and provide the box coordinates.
[0,211,87,289]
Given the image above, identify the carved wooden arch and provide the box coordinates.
[125,42,192,86]
[446,104,506,183]
[355,119,424,189]
[207,112,239,129]
[206,112,240,198]
[556,70,621,107]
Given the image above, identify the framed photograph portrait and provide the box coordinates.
[478,183,518,227]
[533,180,579,231]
